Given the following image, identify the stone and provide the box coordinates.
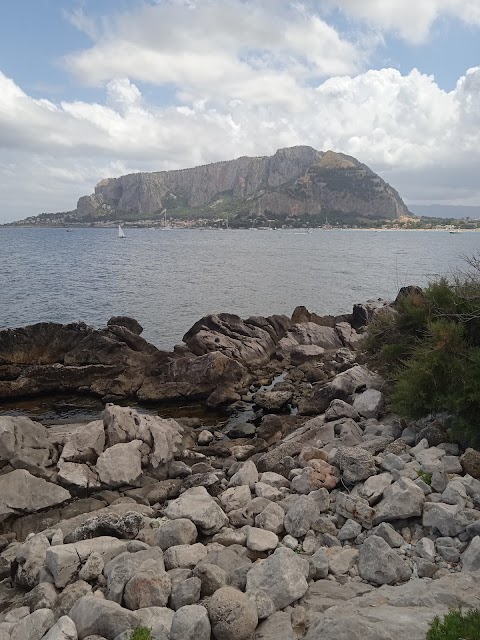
[14,533,50,589]
[423,502,468,536]
[193,563,228,597]
[246,547,308,611]
[254,390,292,412]
[374,478,425,524]
[380,453,405,472]
[353,389,384,418]
[57,461,101,491]
[104,548,164,604]
[123,560,172,610]
[45,537,127,589]
[197,430,214,446]
[165,487,228,535]
[358,536,412,585]
[10,608,55,640]
[95,441,143,488]
[61,420,105,464]
[309,548,329,579]
[229,460,259,487]
[358,472,393,505]
[335,492,375,529]
[55,581,92,618]
[170,605,211,640]
[291,464,339,494]
[0,470,70,519]
[65,512,145,543]
[24,582,58,612]
[151,518,198,550]
[338,519,362,541]
[369,522,405,548]
[0,415,54,470]
[69,596,138,639]
[255,502,285,534]
[197,546,251,579]
[325,400,360,422]
[442,480,468,508]
[461,448,480,479]
[169,576,201,610]
[135,607,174,637]
[416,538,435,562]
[334,447,377,484]
[254,482,282,500]
[462,536,480,572]
[164,543,207,570]
[168,460,192,479]
[254,611,296,640]
[78,552,104,582]
[246,527,279,552]
[208,586,258,640]
[259,472,290,489]
[284,495,320,538]
[41,616,78,640]
[220,486,252,513]
[327,547,359,575]
[431,468,448,493]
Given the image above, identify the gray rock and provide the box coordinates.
[327,547,358,576]
[164,487,228,535]
[325,400,360,422]
[369,522,404,548]
[335,447,377,484]
[151,518,198,550]
[284,495,320,538]
[46,537,127,589]
[254,611,296,640]
[254,390,292,412]
[15,533,50,589]
[415,537,435,562]
[57,461,101,491]
[430,468,448,493]
[96,441,143,488]
[24,582,58,612]
[309,548,329,579]
[247,527,279,552]
[64,512,145,543]
[197,430,214,446]
[124,560,172,609]
[247,590,276,620]
[61,420,105,464]
[229,461,259,487]
[104,548,164,604]
[255,502,285,534]
[69,596,138,639]
[359,472,393,505]
[374,478,425,524]
[353,389,384,419]
[335,492,375,529]
[208,586,258,640]
[380,453,405,472]
[10,608,55,640]
[169,576,201,610]
[41,615,78,640]
[135,606,174,637]
[0,470,70,519]
[220,486,252,513]
[0,415,55,470]
[462,536,480,572]
[423,502,468,536]
[358,536,412,585]
[246,547,308,611]
[328,366,383,401]
[338,519,362,541]
[55,581,92,619]
[170,605,210,640]
[193,563,228,597]
[442,480,468,508]
[197,546,251,579]
[78,552,104,582]
[164,543,207,570]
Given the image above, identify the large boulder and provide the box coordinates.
[95,441,143,487]
[328,366,383,401]
[334,447,377,484]
[164,487,228,535]
[358,536,412,585]
[374,478,425,524]
[246,547,308,611]
[461,448,480,480]
[0,469,71,521]
[69,595,138,639]
[207,586,258,640]
[60,420,105,464]
[423,503,468,536]
[0,415,55,471]
[353,389,384,419]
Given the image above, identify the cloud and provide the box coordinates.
[327,0,480,44]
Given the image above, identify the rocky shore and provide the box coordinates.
[0,297,479,639]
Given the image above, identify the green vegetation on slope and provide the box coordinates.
[427,608,480,640]
[362,257,480,445]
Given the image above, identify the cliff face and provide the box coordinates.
[75,146,408,222]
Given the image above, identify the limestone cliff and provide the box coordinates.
[65,146,410,223]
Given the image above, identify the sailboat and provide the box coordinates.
[118,225,126,239]
[322,215,333,230]
[159,208,172,230]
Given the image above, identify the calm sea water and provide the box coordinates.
[1,227,479,350]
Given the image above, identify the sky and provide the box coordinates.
[0,0,479,222]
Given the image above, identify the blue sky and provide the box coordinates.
[0,0,479,221]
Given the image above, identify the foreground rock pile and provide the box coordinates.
[0,395,480,638]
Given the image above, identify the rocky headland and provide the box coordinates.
[0,295,479,639]
[13,147,410,227]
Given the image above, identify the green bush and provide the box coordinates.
[129,628,153,640]
[427,608,480,640]
[362,260,480,445]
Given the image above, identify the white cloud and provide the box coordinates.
[328,0,480,43]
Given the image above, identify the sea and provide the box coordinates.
[1,227,479,351]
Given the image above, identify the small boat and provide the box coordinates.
[118,225,126,238]
[449,230,462,234]
[159,208,172,230]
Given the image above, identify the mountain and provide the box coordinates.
[408,204,480,220]
[15,146,410,226]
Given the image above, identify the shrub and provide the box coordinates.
[427,608,480,640]
[129,628,153,640]
[362,258,480,445]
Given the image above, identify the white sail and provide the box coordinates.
[118,225,126,238]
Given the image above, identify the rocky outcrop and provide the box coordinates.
[36,146,409,224]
